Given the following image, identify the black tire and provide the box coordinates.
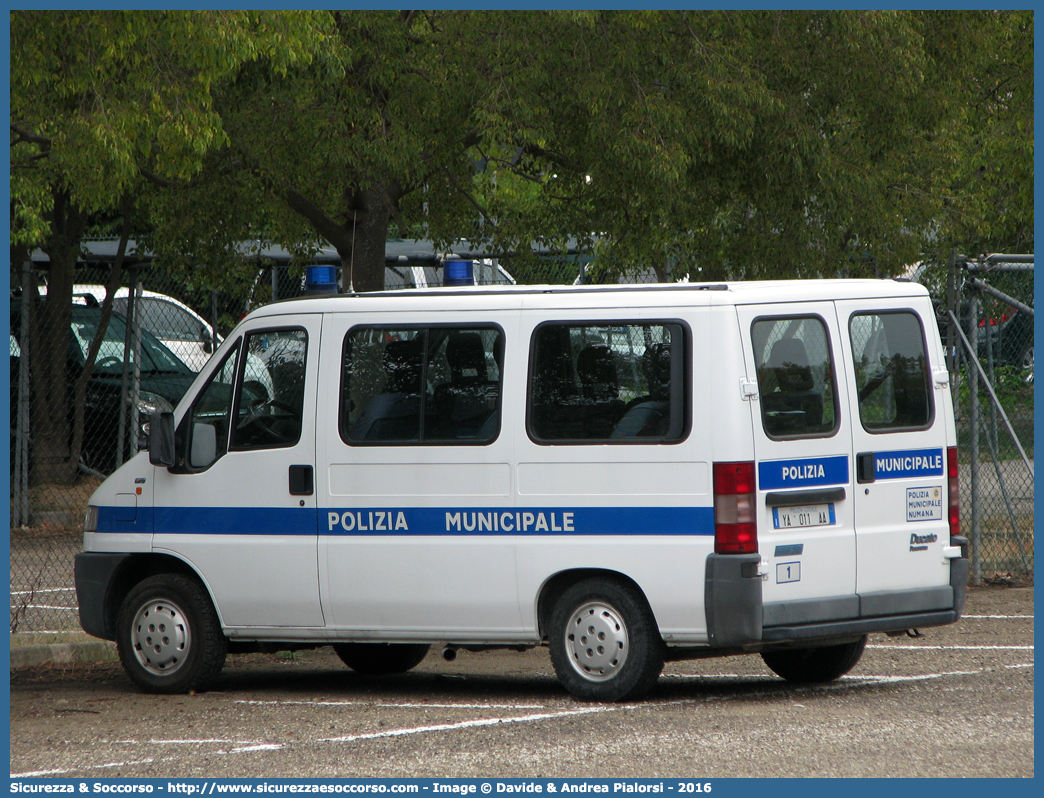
[548,578,664,702]
[116,574,227,694]
[761,635,867,684]
[333,643,430,675]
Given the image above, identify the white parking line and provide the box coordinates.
[103,739,266,746]
[962,614,1033,619]
[12,758,176,778]
[230,744,284,753]
[237,700,550,710]
[9,588,77,596]
[12,662,1033,777]
[664,670,987,683]
[320,706,612,743]
[867,644,1033,650]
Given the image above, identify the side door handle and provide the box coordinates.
[289,464,314,496]
[856,452,876,484]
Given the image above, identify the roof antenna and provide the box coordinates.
[347,211,356,295]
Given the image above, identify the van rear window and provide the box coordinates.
[849,311,933,431]
[341,326,503,445]
[751,315,839,439]
[527,321,688,444]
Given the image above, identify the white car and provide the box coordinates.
[61,285,274,400]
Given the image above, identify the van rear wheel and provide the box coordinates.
[333,643,430,675]
[116,574,227,694]
[548,578,663,702]
[761,636,867,683]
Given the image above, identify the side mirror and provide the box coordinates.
[148,412,176,467]
[202,325,213,354]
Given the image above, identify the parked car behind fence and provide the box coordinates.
[10,296,198,475]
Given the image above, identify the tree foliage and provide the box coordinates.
[8,10,1032,482]
[9,10,324,483]
[148,10,1032,291]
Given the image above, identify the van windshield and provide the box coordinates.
[70,306,192,375]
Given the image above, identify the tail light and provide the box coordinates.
[947,446,960,539]
[713,461,757,554]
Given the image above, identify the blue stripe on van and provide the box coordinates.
[97,506,154,534]
[152,506,315,536]
[324,506,715,536]
[757,455,849,491]
[874,448,944,479]
[101,505,715,537]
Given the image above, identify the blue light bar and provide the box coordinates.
[444,259,475,286]
[305,265,338,293]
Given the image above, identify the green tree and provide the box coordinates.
[10,10,324,483]
[158,10,1030,293]
[12,10,1031,483]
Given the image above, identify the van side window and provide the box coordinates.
[752,316,838,438]
[341,326,503,445]
[528,322,688,443]
[188,341,240,469]
[849,311,932,431]
[230,328,308,450]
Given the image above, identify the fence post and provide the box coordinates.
[115,269,134,467]
[129,281,144,456]
[14,260,33,528]
[211,289,219,350]
[967,292,981,585]
[946,249,957,394]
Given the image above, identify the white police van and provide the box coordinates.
[74,279,968,701]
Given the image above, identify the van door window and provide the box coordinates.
[230,328,308,450]
[751,316,838,439]
[528,321,688,443]
[849,311,933,431]
[188,341,240,469]
[341,326,503,444]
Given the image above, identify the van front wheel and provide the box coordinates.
[761,636,867,683]
[116,574,227,694]
[549,579,663,702]
[333,643,430,675]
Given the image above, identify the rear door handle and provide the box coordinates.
[765,487,846,507]
[289,464,314,496]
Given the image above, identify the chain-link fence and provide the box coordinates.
[9,241,1032,636]
[8,239,580,637]
[934,255,1034,585]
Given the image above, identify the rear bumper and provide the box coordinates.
[761,609,957,643]
[704,537,969,649]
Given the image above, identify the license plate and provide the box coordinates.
[772,503,835,529]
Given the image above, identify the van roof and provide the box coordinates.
[242,278,929,320]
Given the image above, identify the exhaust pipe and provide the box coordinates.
[441,645,458,662]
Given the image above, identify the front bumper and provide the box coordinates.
[74,552,133,641]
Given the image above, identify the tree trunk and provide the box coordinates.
[70,201,133,473]
[30,190,88,485]
[280,181,397,294]
[339,187,393,294]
